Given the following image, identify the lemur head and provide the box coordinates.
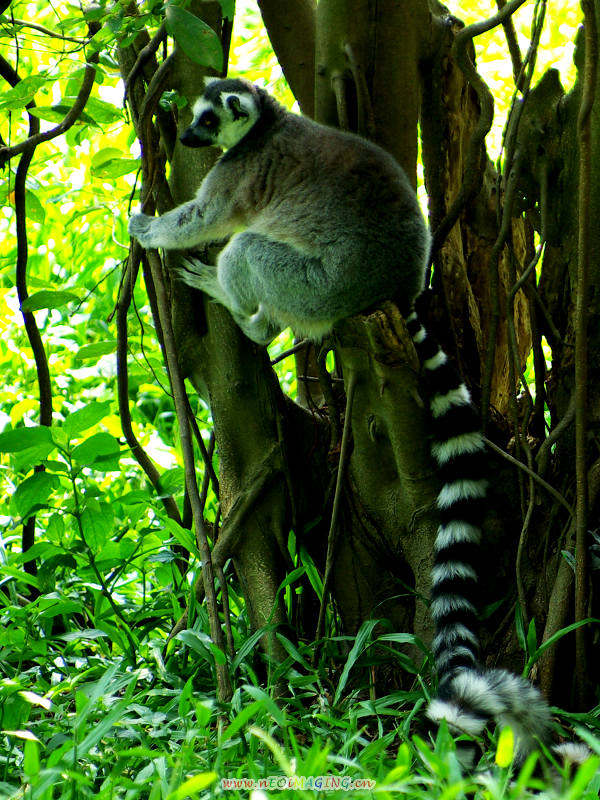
[180,78,261,150]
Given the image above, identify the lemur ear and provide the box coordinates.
[226,95,249,121]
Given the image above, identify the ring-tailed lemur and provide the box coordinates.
[128,77,552,759]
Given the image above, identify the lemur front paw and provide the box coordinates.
[128,213,156,248]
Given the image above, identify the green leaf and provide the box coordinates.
[58,629,109,641]
[28,105,96,125]
[165,6,223,70]
[495,726,515,767]
[25,189,46,224]
[165,518,201,559]
[0,426,53,453]
[166,773,217,800]
[62,401,111,439]
[91,147,123,167]
[526,617,537,659]
[524,617,599,674]
[71,432,122,470]
[218,0,235,19]
[83,96,123,124]
[219,701,263,743]
[0,74,47,109]
[333,618,379,705]
[21,290,80,312]
[243,684,285,727]
[13,472,60,519]
[75,341,116,361]
[91,157,137,179]
[175,630,213,660]
[158,467,185,497]
[80,499,114,549]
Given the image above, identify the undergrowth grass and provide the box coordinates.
[1,600,599,800]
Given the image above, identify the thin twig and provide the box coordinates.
[146,250,231,702]
[314,371,357,648]
[4,18,88,44]
[483,436,574,518]
[115,244,183,525]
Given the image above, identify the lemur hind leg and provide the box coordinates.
[176,253,282,344]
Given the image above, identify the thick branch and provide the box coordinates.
[432,0,529,255]
[257,0,316,116]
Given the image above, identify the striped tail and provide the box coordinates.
[405,310,552,760]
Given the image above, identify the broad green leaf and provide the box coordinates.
[19,691,52,711]
[165,6,223,70]
[0,74,47,109]
[80,499,114,549]
[175,629,213,660]
[158,467,185,497]
[0,426,53,453]
[71,432,122,470]
[37,599,84,620]
[218,0,235,19]
[119,490,151,505]
[75,341,116,360]
[62,401,111,438]
[25,189,45,224]
[28,105,96,124]
[13,472,59,518]
[91,147,124,167]
[83,96,123,123]
[91,157,137,179]
[0,564,40,590]
[21,290,80,312]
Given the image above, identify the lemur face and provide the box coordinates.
[180,78,260,150]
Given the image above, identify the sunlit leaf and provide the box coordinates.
[62,401,111,439]
[495,726,514,767]
[165,6,223,70]
[91,148,137,178]
[0,74,48,109]
[75,341,117,360]
[28,105,96,124]
[21,290,80,312]
[13,472,60,518]
[71,432,122,470]
[25,189,46,223]
[0,426,53,453]
[166,772,217,800]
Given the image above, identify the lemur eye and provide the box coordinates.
[200,111,218,129]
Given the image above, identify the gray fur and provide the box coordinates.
[128,78,430,344]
